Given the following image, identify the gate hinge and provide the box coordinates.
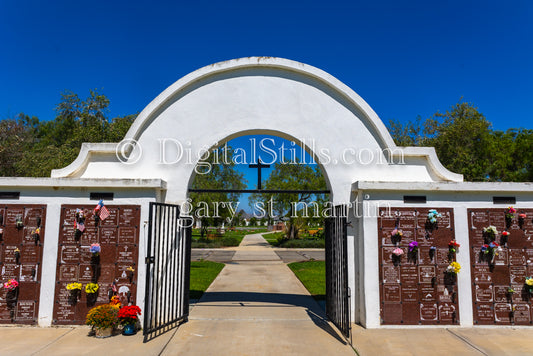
[145,256,155,264]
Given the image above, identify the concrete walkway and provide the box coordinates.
[3,233,533,355]
[161,233,355,355]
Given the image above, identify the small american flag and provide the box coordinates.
[76,221,85,232]
[94,200,110,221]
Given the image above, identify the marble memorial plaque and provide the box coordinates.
[475,303,494,323]
[402,285,418,302]
[509,249,526,265]
[24,208,43,227]
[437,285,453,303]
[383,284,401,303]
[420,303,438,321]
[3,245,18,264]
[494,303,512,324]
[493,285,509,303]
[19,264,37,282]
[493,249,508,266]
[16,301,35,321]
[1,263,19,280]
[473,265,493,283]
[439,303,456,322]
[61,245,80,264]
[59,265,78,281]
[510,266,527,285]
[118,227,136,244]
[6,208,24,225]
[419,266,436,284]
[514,304,531,324]
[21,245,40,264]
[78,264,93,282]
[117,245,135,263]
[382,265,400,284]
[119,207,137,226]
[400,266,418,285]
[99,227,117,244]
[420,285,436,302]
[475,284,494,302]
[80,226,98,245]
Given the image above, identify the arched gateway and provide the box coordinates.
[1,58,532,333]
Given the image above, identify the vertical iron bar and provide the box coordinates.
[143,202,155,338]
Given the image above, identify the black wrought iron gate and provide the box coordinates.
[144,202,192,342]
[325,205,351,340]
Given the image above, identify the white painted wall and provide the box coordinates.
[356,184,533,328]
[0,184,159,326]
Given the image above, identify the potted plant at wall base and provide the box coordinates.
[118,305,142,335]
[86,303,119,338]
[66,282,82,305]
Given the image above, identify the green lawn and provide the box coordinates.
[192,227,268,248]
[264,231,325,248]
[288,261,325,301]
[189,260,225,299]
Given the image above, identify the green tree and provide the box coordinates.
[189,146,247,237]
[249,162,328,239]
[4,90,137,177]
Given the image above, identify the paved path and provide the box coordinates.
[162,233,355,355]
[2,233,533,355]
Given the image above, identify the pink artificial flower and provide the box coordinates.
[392,248,404,256]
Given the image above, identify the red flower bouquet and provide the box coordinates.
[117,305,141,326]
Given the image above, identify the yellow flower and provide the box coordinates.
[526,277,533,286]
[85,283,99,294]
[450,262,461,274]
[66,282,82,291]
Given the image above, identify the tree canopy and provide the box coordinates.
[0,90,136,177]
[387,101,533,182]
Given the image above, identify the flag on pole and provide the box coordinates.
[94,199,110,221]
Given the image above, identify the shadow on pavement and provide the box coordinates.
[195,291,347,345]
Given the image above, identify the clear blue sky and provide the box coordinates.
[1,0,532,132]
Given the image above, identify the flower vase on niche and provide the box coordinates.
[32,227,40,246]
[14,248,21,265]
[429,246,437,262]
[408,241,418,263]
[391,228,402,245]
[518,213,526,230]
[425,209,441,237]
[85,283,99,307]
[391,248,403,266]
[126,266,135,284]
[505,207,516,229]
[507,287,515,302]
[501,231,510,247]
[90,243,101,283]
[66,283,82,305]
[15,215,23,230]
[4,279,19,310]
[0,227,3,242]
[445,262,461,286]
[74,209,86,242]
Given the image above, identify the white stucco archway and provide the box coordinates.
[52,57,462,206]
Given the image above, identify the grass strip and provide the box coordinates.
[287,261,325,301]
[189,260,225,299]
